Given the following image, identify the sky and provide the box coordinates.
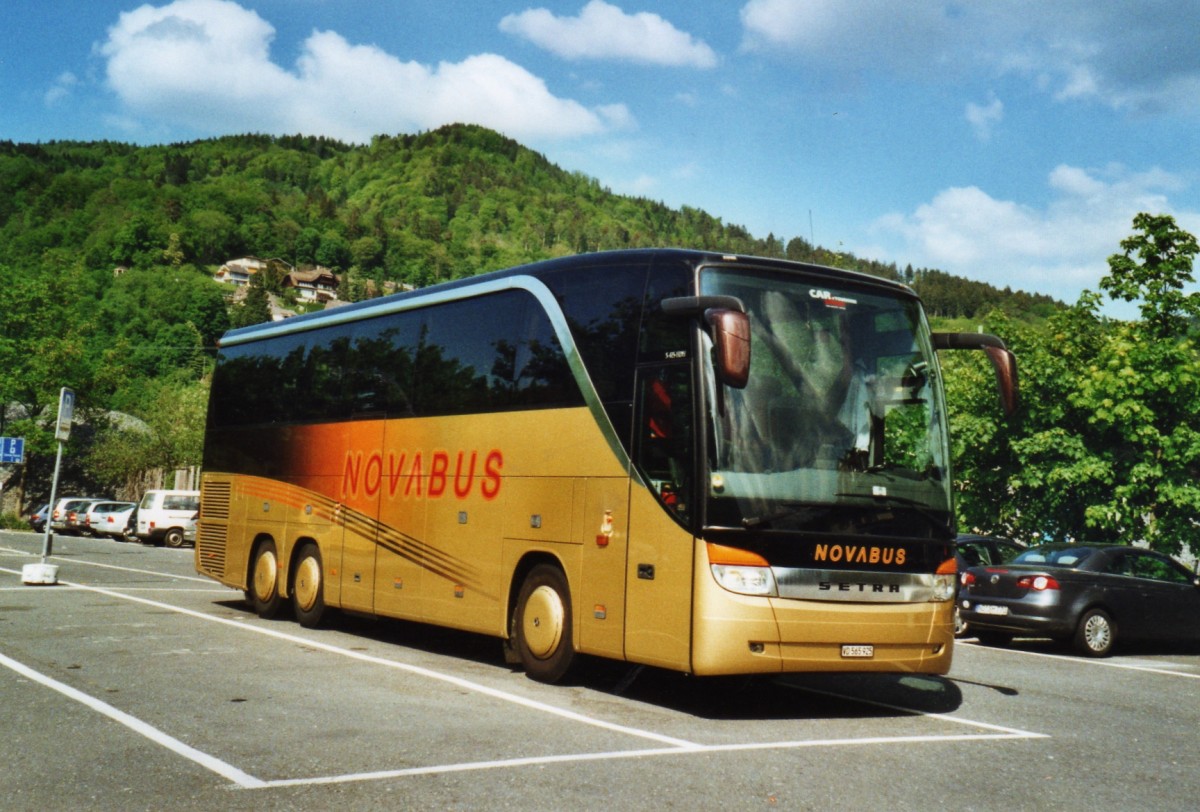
[3,0,1199,315]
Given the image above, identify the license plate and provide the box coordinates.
[976,604,1009,616]
[841,644,874,659]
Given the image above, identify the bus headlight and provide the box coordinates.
[931,574,956,602]
[931,557,957,602]
[711,564,778,597]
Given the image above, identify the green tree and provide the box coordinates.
[85,378,209,492]
[230,276,272,328]
[1102,213,1200,339]
[953,214,1200,555]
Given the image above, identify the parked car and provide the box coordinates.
[956,534,1026,570]
[49,497,108,536]
[959,542,1200,656]
[954,534,1026,637]
[83,501,137,541]
[28,503,49,533]
[135,489,200,547]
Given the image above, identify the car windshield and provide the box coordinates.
[1013,546,1097,568]
[700,266,951,537]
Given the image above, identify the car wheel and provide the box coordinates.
[249,540,283,619]
[292,543,326,628]
[512,564,576,683]
[954,607,969,637]
[164,527,185,548]
[1073,608,1115,657]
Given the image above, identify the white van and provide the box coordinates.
[135,489,200,547]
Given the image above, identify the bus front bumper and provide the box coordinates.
[691,570,954,676]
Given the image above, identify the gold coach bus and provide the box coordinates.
[196,249,1016,682]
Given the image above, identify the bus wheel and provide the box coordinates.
[292,543,326,628]
[514,564,575,684]
[249,540,283,619]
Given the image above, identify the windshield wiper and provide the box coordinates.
[741,503,828,530]
[834,491,954,539]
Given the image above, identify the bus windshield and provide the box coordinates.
[700,267,952,538]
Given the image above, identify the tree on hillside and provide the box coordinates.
[229,275,272,328]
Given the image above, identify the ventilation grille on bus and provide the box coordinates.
[198,480,232,578]
[197,524,228,579]
[201,481,232,520]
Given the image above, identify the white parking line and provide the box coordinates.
[961,640,1200,680]
[257,730,1041,789]
[1,567,699,750]
[0,649,266,789]
[0,545,214,584]
[2,566,1048,790]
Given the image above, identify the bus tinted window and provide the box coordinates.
[208,289,580,429]
[639,259,693,362]
[542,262,646,404]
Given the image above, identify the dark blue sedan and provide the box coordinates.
[959,543,1200,656]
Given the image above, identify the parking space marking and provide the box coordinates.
[2,565,1049,790]
[0,546,214,584]
[785,681,1048,739]
[1,569,700,750]
[0,649,266,789]
[961,641,1200,680]
[258,730,1042,789]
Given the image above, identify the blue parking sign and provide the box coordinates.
[0,436,24,464]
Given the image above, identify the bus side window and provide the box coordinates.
[635,364,693,524]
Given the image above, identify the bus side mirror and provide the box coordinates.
[659,295,751,390]
[706,308,750,389]
[932,332,1019,416]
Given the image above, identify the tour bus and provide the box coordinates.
[196,249,1016,682]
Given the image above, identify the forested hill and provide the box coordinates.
[0,123,1056,318]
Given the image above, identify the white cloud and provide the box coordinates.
[738,0,1200,114]
[740,0,956,75]
[870,164,1198,304]
[965,95,1003,141]
[500,1,718,68]
[98,0,632,143]
[44,72,79,106]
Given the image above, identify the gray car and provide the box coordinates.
[960,542,1200,656]
[954,534,1026,636]
[49,497,107,536]
[82,501,137,541]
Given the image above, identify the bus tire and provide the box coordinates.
[249,540,283,619]
[514,564,576,684]
[292,543,326,628]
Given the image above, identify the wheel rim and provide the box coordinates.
[293,554,321,612]
[253,549,278,603]
[1084,614,1111,652]
[522,585,565,659]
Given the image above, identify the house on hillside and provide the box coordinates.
[214,256,294,287]
[283,266,340,303]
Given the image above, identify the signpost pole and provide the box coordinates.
[40,440,65,561]
[23,387,74,586]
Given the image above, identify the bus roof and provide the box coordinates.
[218,248,917,347]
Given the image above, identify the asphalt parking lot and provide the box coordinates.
[3,529,1199,811]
